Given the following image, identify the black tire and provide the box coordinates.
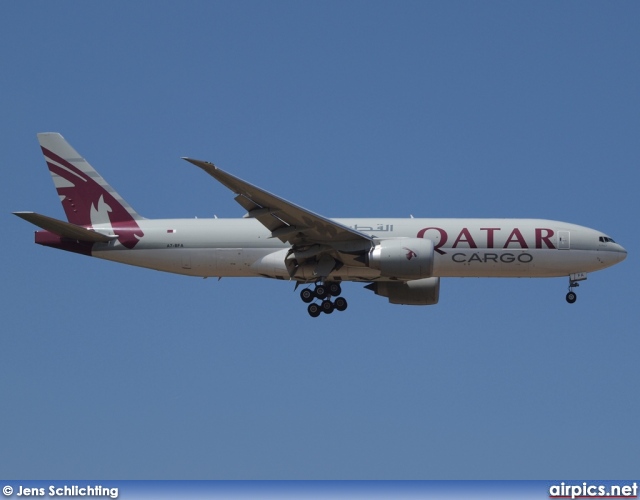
[566,291,577,304]
[327,282,342,296]
[308,303,321,317]
[321,300,334,314]
[315,284,328,300]
[300,288,315,303]
[334,297,348,312]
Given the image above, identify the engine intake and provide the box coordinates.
[368,238,434,279]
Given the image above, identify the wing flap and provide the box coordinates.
[233,194,287,234]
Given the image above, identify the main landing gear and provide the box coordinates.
[300,282,348,317]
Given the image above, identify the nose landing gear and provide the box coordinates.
[566,272,587,304]
[300,282,348,317]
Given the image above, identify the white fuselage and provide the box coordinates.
[91,217,627,281]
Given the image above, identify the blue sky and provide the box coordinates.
[2,1,639,479]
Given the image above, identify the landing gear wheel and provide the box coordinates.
[566,291,577,304]
[300,288,315,303]
[334,297,348,312]
[321,300,335,314]
[308,303,321,317]
[315,284,328,300]
[327,282,342,296]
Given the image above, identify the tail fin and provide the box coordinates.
[38,133,145,248]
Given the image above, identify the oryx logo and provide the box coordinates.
[42,146,144,249]
[404,247,417,260]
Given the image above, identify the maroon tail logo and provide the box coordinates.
[43,147,144,249]
[404,247,417,260]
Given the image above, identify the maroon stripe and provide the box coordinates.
[35,230,94,256]
[41,146,88,180]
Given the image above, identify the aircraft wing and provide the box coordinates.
[183,158,373,247]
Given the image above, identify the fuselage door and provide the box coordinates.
[558,231,570,250]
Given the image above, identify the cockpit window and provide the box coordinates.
[599,236,616,243]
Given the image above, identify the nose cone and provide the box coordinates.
[616,244,628,263]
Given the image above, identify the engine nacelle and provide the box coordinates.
[368,238,434,279]
[365,277,440,305]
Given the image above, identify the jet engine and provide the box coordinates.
[368,238,434,279]
[365,277,440,305]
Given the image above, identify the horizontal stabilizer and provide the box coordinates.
[13,212,116,243]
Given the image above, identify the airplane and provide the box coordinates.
[15,133,627,317]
